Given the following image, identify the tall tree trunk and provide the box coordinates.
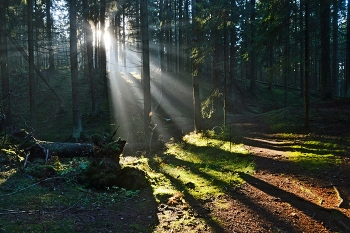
[249,0,256,91]
[0,0,10,125]
[212,1,221,92]
[114,12,121,66]
[166,0,172,73]
[345,0,350,94]
[159,0,166,73]
[174,0,178,74]
[332,0,339,96]
[178,0,184,73]
[135,0,140,51]
[211,2,221,122]
[28,0,35,124]
[46,0,54,70]
[100,0,107,98]
[223,17,228,126]
[34,1,40,70]
[122,8,126,68]
[320,0,331,99]
[159,0,165,102]
[141,0,151,145]
[299,0,305,96]
[83,0,99,116]
[284,1,290,107]
[92,0,99,70]
[229,0,237,88]
[304,0,310,130]
[184,0,190,71]
[69,0,82,141]
[192,0,202,132]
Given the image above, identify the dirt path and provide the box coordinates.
[201,131,350,233]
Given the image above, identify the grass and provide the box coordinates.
[150,132,255,201]
[286,140,344,171]
[266,132,346,171]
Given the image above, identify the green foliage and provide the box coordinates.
[201,89,223,119]
[203,125,233,141]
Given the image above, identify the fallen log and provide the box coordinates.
[33,141,94,158]
[9,128,124,164]
[10,128,147,191]
[9,129,94,162]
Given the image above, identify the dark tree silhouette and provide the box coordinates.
[69,0,82,140]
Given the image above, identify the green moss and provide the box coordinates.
[152,132,255,200]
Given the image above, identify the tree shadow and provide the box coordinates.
[151,154,299,232]
[241,135,346,156]
[160,171,227,232]
[238,172,350,232]
[155,140,350,232]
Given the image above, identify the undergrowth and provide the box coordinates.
[0,120,347,232]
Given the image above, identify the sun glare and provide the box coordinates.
[96,29,112,49]
[104,31,112,48]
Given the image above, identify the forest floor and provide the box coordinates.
[2,104,349,232]
[147,99,350,233]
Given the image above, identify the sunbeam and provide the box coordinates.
[106,26,193,143]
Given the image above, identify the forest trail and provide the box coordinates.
[202,118,350,232]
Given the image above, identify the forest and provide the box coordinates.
[0,0,350,232]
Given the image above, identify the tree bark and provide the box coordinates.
[9,129,93,160]
[223,17,228,126]
[69,0,82,140]
[320,0,332,99]
[159,0,166,74]
[345,0,350,94]
[304,0,310,130]
[191,0,203,132]
[83,0,99,117]
[332,0,339,96]
[29,142,94,159]
[141,0,152,146]
[249,0,256,91]
[178,0,184,73]
[100,0,108,97]
[299,0,305,96]
[10,129,125,168]
[28,0,35,124]
[229,0,237,89]
[0,0,10,125]
[46,0,54,70]
[165,0,172,73]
